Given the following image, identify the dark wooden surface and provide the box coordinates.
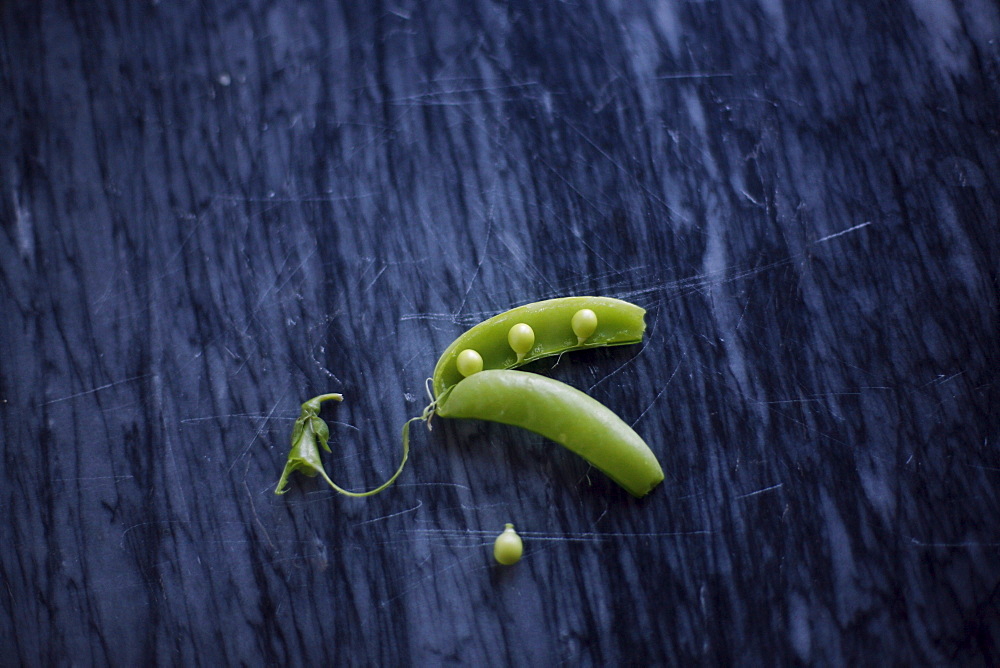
[2,1,999,665]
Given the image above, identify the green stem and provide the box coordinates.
[274,393,414,497]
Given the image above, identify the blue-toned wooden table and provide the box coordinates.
[2,1,998,664]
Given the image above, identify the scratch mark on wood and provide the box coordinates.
[354,501,423,526]
[41,374,153,406]
[227,393,285,474]
[814,221,872,244]
[737,482,784,499]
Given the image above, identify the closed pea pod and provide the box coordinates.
[436,370,663,497]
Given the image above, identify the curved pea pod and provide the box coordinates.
[432,297,646,399]
[436,370,664,497]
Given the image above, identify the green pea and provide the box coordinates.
[432,297,645,400]
[493,523,523,565]
[571,308,598,344]
[456,349,484,377]
[507,323,535,362]
[436,370,663,497]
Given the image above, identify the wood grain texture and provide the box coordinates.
[1,0,998,664]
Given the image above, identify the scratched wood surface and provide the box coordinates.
[2,1,999,665]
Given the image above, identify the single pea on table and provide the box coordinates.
[494,524,523,565]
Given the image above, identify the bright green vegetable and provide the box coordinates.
[507,323,535,363]
[571,308,598,344]
[431,296,646,401]
[274,393,409,496]
[276,296,661,498]
[456,349,484,377]
[493,523,523,565]
[437,370,664,497]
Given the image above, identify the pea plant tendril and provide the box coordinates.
[274,393,410,496]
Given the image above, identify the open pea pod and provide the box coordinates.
[432,296,646,400]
